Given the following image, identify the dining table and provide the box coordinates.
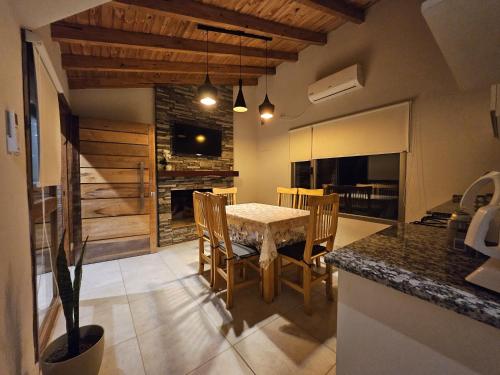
[225,203,310,303]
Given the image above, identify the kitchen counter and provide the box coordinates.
[325,223,500,329]
[327,223,500,374]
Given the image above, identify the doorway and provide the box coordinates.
[78,118,157,263]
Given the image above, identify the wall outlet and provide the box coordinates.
[5,110,20,155]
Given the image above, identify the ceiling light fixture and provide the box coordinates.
[233,35,247,113]
[198,30,217,106]
[259,40,274,120]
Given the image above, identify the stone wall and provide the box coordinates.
[155,85,234,246]
[156,85,233,170]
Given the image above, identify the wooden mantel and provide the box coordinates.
[158,170,239,179]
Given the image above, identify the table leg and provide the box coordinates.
[262,259,275,303]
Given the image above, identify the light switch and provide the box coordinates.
[5,110,20,155]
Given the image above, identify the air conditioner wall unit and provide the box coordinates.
[307,64,364,104]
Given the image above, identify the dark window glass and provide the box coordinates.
[316,153,400,220]
[293,161,312,188]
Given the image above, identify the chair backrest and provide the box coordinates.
[193,191,210,237]
[212,187,237,205]
[303,194,340,264]
[297,188,324,210]
[277,187,298,208]
[206,193,234,259]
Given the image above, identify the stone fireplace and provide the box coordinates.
[155,85,235,246]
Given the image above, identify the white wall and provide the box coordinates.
[252,0,500,221]
[0,1,77,372]
[0,1,36,373]
[233,85,260,203]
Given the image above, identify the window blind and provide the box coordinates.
[289,126,312,162]
[311,102,410,159]
[34,48,61,187]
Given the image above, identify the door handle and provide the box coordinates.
[139,162,145,212]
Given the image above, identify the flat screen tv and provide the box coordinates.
[171,122,222,157]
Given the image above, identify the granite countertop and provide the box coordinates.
[325,223,500,329]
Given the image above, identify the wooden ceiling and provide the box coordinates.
[51,0,376,89]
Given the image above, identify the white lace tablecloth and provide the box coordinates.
[225,203,310,269]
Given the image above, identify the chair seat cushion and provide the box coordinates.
[277,241,326,262]
[220,241,259,260]
[202,230,210,240]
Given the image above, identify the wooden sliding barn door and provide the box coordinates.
[79,118,157,263]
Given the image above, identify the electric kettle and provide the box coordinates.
[461,171,500,293]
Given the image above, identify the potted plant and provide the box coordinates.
[40,233,105,375]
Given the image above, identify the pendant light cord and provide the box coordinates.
[206,30,209,76]
[265,40,268,93]
[239,35,242,80]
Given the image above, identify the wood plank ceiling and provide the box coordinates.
[51,0,376,89]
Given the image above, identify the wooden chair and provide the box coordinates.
[193,191,214,287]
[277,187,298,208]
[277,194,340,314]
[212,187,237,205]
[205,193,260,309]
[297,188,324,210]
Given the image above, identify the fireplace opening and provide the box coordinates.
[171,189,211,228]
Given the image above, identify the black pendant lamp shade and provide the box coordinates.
[198,74,217,106]
[233,79,248,112]
[198,30,217,106]
[233,36,248,112]
[259,40,274,120]
[259,94,274,119]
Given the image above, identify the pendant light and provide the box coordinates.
[198,30,217,106]
[233,35,247,112]
[259,40,275,120]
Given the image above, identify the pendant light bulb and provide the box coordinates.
[198,30,217,107]
[198,74,217,106]
[259,93,274,119]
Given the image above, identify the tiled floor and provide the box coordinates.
[50,241,339,375]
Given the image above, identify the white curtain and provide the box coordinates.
[34,47,61,187]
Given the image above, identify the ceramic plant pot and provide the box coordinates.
[40,325,104,375]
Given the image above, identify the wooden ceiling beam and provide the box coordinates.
[113,0,326,45]
[68,75,258,89]
[61,55,275,76]
[294,0,365,24]
[51,22,298,62]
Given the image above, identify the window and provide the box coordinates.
[316,153,401,220]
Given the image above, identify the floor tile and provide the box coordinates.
[234,317,336,375]
[119,253,178,301]
[100,337,145,375]
[129,280,199,336]
[280,292,338,352]
[159,240,206,279]
[137,306,230,375]
[78,295,130,320]
[51,301,136,350]
[48,237,346,375]
[189,348,253,375]
[326,365,336,374]
[80,261,124,292]
[200,285,303,345]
